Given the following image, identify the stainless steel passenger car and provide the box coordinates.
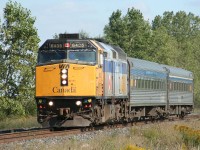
[127,58,193,118]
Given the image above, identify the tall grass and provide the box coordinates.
[0,118,199,150]
[0,116,41,130]
[174,125,200,147]
[194,107,200,113]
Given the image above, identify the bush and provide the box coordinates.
[174,125,200,147]
[0,97,25,119]
[0,96,37,119]
[23,99,37,115]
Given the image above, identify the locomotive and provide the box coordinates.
[35,34,194,127]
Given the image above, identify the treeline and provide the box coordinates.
[104,8,200,106]
[0,1,40,119]
[0,2,199,119]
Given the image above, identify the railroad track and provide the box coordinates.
[0,128,80,144]
[0,113,199,144]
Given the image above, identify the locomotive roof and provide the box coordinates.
[98,42,127,60]
[163,64,193,79]
[128,57,193,79]
[128,57,165,73]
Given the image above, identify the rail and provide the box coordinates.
[0,113,199,144]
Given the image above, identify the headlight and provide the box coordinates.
[62,69,67,74]
[76,101,82,106]
[61,68,68,86]
[62,80,67,85]
[61,74,67,79]
[48,101,53,106]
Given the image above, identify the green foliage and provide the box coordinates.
[0,1,40,117]
[151,11,200,106]
[147,26,179,65]
[104,8,151,59]
[53,33,59,39]
[175,125,200,147]
[0,97,25,119]
[54,30,90,39]
[143,128,160,142]
[79,29,90,39]
[104,8,200,106]
[0,116,40,130]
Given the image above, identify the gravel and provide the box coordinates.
[0,126,132,150]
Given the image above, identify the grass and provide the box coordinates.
[61,119,200,150]
[0,116,41,130]
[194,107,200,113]
[174,125,200,147]
[0,116,200,150]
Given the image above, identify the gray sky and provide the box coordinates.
[1,0,200,45]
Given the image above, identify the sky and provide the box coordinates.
[1,0,200,46]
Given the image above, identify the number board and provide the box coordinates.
[70,42,87,49]
[40,43,66,50]
[39,40,95,50]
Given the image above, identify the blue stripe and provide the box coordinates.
[103,60,112,72]
[122,63,127,74]
[131,69,166,79]
[103,60,127,74]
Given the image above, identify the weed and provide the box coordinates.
[129,127,139,136]
[0,116,41,130]
[123,144,145,150]
[174,125,200,147]
[143,128,160,142]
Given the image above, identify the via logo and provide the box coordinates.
[59,64,70,69]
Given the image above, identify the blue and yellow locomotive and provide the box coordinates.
[35,34,193,127]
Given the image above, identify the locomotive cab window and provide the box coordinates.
[38,50,67,64]
[68,49,96,63]
[37,49,97,64]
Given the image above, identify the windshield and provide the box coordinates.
[38,49,96,64]
[68,49,96,63]
[38,50,67,64]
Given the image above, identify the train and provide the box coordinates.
[35,34,194,127]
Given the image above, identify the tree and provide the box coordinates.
[152,11,200,105]
[0,1,40,117]
[104,8,151,59]
[105,8,200,106]
[104,10,125,46]
[79,30,89,39]
[147,26,179,66]
[53,30,90,39]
